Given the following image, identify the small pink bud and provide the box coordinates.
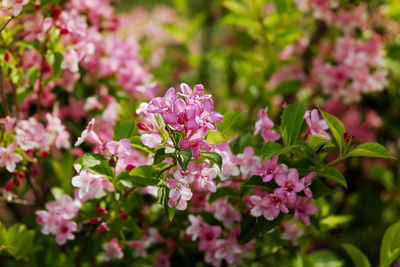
[97,207,107,215]
[5,180,13,191]
[18,172,25,179]
[89,217,101,225]
[125,164,135,172]
[14,178,20,187]
[53,7,61,20]
[97,222,107,234]
[39,151,50,157]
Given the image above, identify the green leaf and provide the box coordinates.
[75,153,107,169]
[200,151,223,169]
[206,131,230,145]
[346,143,394,159]
[309,179,334,199]
[167,206,176,221]
[223,1,248,16]
[89,163,114,178]
[154,148,166,164]
[320,110,345,155]
[113,118,136,141]
[320,215,353,231]
[238,216,259,245]
[209,187,240,202]
[217,111,245,133]
[27,67,38,87]
[16,86,32,105]
[239,215,283,244]
[121,165,161,186]
[177,149,192,172]
[243,175,275,190]
[380,221,400,267]
[280,103,306,146]
[308,135,328,151]
[261,142,282,160]
[318,167,347,188]
[342,244,371,267]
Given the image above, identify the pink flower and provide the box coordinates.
[236,146,261,176]
[36,195,80,245]
[165,171,193,210]
[301,172,316,198]
[281,221,304,245]
[140,133,162,148]
[15,118,49,151]
[304,109,330,140]
[249,192,289,221]
[212,198,241,228]
[255,156,282,182]
[293,197,318,226]
[198,224,222,251]
[180,126,211,159]
[254,107,280,142]
[71,165,114,200]
[212,142,239,181]
[153,253,170,267]
[186,215,203,241]
[0,143,23,172]
[74,118,103,147]
[0,116,16,132]
[275,168,305,205]
[2,0,28,16]
[45,113,71,149]
[61,48,82,73]
[55,219,78,245]
[196,167,217,193]
[102,238,124,261]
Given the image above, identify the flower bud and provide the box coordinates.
[97,222,107,234]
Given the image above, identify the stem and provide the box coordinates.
[37,39,47,120]
[0,65,8,116]
[10,82,19,119]
[0,16,14,36]
[327,156,344,166]
[25,171,42,205]
[160,162,176,175]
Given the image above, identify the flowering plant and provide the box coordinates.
[0,1,399,267]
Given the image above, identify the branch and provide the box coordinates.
[301,19,327,74]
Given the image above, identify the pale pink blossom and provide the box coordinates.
[74,118,103,147]
[236,146,261,176]
[102,238,124,261]
[275,168,305,205]
[2,0,28,16]
[71,165,114,200]
[249,192,289,221]
[166,171,193,210]
[186,215,203,241]
[212,198,241,228]
[281,221,304,245]
[255,156,282,182]
[293,197,318,226]
[198,224,222,251]
[0,143,23,172]
[254,107,280,142]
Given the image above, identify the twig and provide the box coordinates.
[25,171,43,205]
[301,19,327,74]
[37,39,47,120]
[0,197,34,206]
[0,65,9,116]
[0,16,14,36]
[160,162,176,175]
[10,82,19,119]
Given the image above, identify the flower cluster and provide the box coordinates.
[249,156,318,226]
[186,215,252,267]
[36,195,81,245]
[147,83,224,158]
